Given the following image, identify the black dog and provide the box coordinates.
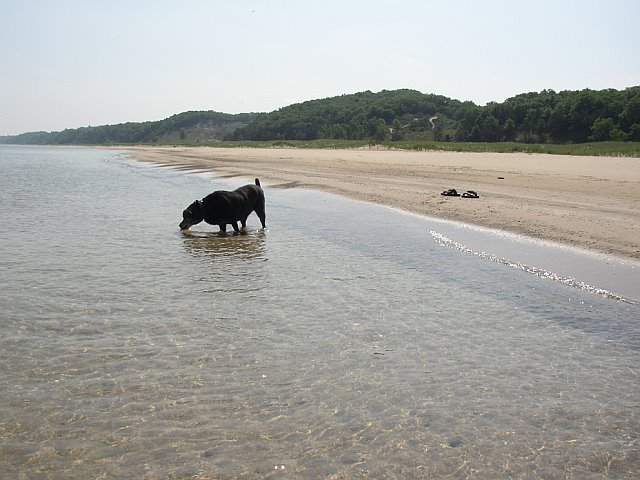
[179,179,266,232]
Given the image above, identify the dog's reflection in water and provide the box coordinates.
[181,228,267,260]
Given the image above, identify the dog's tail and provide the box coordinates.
[255,178,261,187]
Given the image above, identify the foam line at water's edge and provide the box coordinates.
[429,230,634,304]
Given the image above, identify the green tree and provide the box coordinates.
[503,118,517,141]
[433,122,445,141]
[569,90,604,142]
[371,118,388,141]
[620,93,640,131]
[391,119,403,141]
[589,118,626,141]
[481,114,501,142]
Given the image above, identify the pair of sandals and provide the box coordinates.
[441,188,479,198]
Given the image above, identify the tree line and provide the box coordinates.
[227,87,640,144]
[0,111,258,145]
[2,87,638,145]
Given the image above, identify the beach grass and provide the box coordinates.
[181,140,640,157]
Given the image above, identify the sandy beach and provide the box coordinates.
[126,146,640,260]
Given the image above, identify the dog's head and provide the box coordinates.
[179,200,204,230]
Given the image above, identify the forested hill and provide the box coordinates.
[0,111,260,145]
[2,86,639,145]
[228,87,640,144]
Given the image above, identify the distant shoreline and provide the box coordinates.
[125,145,640,260]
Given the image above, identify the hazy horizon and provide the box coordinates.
[2,0,638,136]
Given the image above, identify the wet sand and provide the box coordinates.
[126,146,640,260]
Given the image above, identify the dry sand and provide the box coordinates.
[126,146,640,260]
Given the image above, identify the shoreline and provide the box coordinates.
[124,146,640,261]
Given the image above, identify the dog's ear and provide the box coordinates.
[192,200,203,212]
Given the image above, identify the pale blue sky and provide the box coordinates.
[1,0,638,135]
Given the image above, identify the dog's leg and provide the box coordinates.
[219,224,227,232]
[240,217,247,228]
[231,222,240,233]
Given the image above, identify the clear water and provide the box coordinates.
[1,146,638,479]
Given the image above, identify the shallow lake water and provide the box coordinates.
[1,146,639,478]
